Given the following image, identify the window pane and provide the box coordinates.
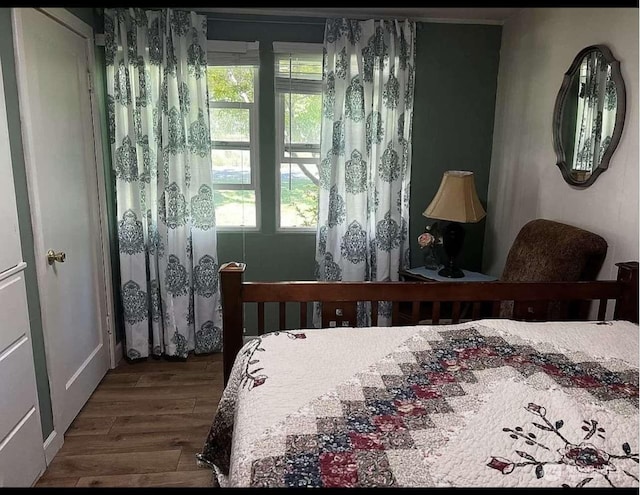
[212,149,251,184]
[211,108,250,142]
[280,162,319,228]
[214,190,256,227]
[207,66,255,103]
[276,54,323,80]
[283,93,322,145]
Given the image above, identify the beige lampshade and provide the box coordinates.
[423,171,486,223]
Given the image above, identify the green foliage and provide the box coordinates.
[280,175,319,227]
[212,189,256,227]
[211,177,318,228]
[278,54,323,146]
[207,66,254,103]
[208,66,254,147]
[211,108,250,141]
[207,64,322,228]
[213,189,255,206]
[292,188,319,227]
[284,92,322,144]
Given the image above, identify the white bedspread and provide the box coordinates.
[199,319,639,488]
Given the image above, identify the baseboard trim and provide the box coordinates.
[43,429,63,466]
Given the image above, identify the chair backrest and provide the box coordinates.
[500,219,607,320]
[501,219,607,282]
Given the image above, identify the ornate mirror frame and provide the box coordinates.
[552,44,626,188]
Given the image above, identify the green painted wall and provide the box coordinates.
[204,16,502,334]
[0,6,96,441]
[409,23,502,272]
[95,13,501,336]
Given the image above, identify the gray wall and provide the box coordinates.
[0,6,96,441]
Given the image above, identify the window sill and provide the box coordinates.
[275,228,317,234]
[216,227,260,233]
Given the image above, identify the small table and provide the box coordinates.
[398,266,498,324]
[400,266,497,283]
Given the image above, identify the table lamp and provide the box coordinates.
[423,171,486,278]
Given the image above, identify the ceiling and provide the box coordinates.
[195,8,521,25]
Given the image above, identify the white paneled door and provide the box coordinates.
[12,7,114,448]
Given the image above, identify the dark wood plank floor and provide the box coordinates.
[35,353,223,487]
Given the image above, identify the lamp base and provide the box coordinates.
[439,221,466,278]
[438,265,464,278]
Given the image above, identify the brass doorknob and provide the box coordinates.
[47,249,66,265]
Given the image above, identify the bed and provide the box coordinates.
[197,261,639,488]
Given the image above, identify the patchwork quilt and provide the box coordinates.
[198,320,639,487]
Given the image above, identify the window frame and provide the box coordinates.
[273,44,324,233]
[207,41,261,232]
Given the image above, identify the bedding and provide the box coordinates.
[198,319,639,487]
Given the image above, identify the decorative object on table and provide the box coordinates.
[423,171,486,278]
[417,222,442,270]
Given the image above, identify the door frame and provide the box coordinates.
[11,7,116,463]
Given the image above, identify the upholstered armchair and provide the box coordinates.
[500,219,608,319]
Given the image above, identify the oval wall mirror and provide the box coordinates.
[552,45,626,188]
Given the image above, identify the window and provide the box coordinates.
[274,43,323,230]
[207,41,260,229]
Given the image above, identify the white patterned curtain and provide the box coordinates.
[314,19,415,327]
[105,8,222,359]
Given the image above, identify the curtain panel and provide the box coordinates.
[105,8,222,359]
[315,18,416,326]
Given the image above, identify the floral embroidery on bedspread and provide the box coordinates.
[240,331,307,390]
[197,330,307,475]
[488,402,639,487]
[246,327,638,487]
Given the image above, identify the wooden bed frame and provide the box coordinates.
[219,261,639,384]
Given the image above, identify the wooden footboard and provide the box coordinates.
[219,261,638,384]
